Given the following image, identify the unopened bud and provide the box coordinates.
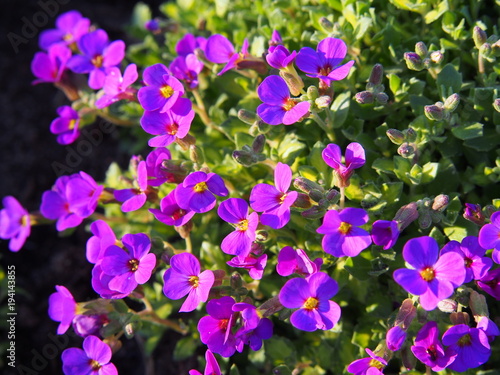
[354,91,374,104]
[189,145,205,164]
[375,92,389,104]
[326,188,340,203]
[175,133,196,150]
[252,134,266,153]
[230,272,243,290]
[480,43,494,60]
[257,119,270,133]
[301,206,326,219]
[463,203,485,225]
[444,93,460,112]
[432,194,449,212]
[415,42,428,58]
[292,193,312,209]
[369,63,384,85]
[279,70,304,96]
[418,210,432,229]
[404,52,424,71]
[394,299,417,329]
[473,26,488,48]
[404,127,417,142]
[394,202,419,230]
[397,142,414,158]
[309,189,325,203]
[238,109,257,125]
[250,242,265,256]
[319,17,334,32]
[307,85,319,100]
[424,104,445,121]
[429,50,444,64]
[470,290,489,320]
[255,230,268,242]
[293,177,324,194]
[386,129,405,145]
[437,298,458,313]
[450,312,470,326]
[259,295,284,318]
[175,220,193,239]
[315,95,332,109]
[232,150,254,167]
[493,98,500,113]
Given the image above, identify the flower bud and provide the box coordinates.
[259,295,284,318]
[432,194,449,212]
[189,145,205,165]
[252,134,266,153]
[238,109,257,125]
[307,85,319,100]
[424,104,445,121]
[394,202,419,230]
[493,98,500,113]
[230,272,243,290]
[480,43,494,60]
[315,95,332,109]
[397,142,414,158]
[386,129,405,145]
[292,193,312,209]
[309,189,325,203]
[473,26,488,48]
[319,17,334,32]
[293,177,324,194]
[326,188,340,203]
[175,220,193,239]
[255,230,269,242]
[369,63,384,85]
[404,127,417,142]
[301,206,326,219]
[444,93,460,112]
[450,312,470,326]
[463,203,485,225]
[257,119,270,134]
[386,326,406,352]
[394,299,417,329]
[175,133,196,150]
[279,70,304,97]
[418,210,432,229]
[375,92,389,104]
[415,41,428,58]
[404,52,424,71]
[437,298,458,313]
[232,150,255,167]
[470,290,489,320]
[354,91,374,104]
[429,50,444,64]
[483,205,497,219]
[144,19,160,33]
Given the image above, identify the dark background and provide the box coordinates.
[0,1,196,374]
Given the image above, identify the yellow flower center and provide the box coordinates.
[458,333,472,347]
[282,98,297,111]
[89,359,102,371]
[91,54,104,68]
[339,222,352,235]
[165,122,178,135]
[420,267,435,282]
[188,275,199,288]
[236,219,249,231]
[160,85,174,98]
[193,182,208,193]
[303,297,319,310]
[128,259,139,272]
[68,119,77,130]
[368,359,384,370]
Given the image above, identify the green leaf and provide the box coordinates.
[424,0,449,24]
[173,336,198,361]
[421,162,439,183]
[344,255,372,281]
[393,156,412,184]
[330,91,351,128]
[436,64,462,97]
[372,158,395,175]
[443,226,467,241]
[388,0,428,13]
[388,74,401,96]
[278,133,306,164]
[451,122,483,140]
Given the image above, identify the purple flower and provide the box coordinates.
[233,303,273,352]
[39,10,90,50]
[371,220,400,250]
[442,324,491,372]
[31,43,72,84]
[189,350,221,375]
[256,75,310,125]
[175,171,229,213]
[477,268,500,300]
[50,106,80,145]
[295,37,355,87]
[140,97,194,147]
[95,64,138,108]
[386,325,406,351]
[163,252,214,312]
[322,142,365,187]
[91,264,128,300]
[346,348,387,375]
[463,203,485,225]
[137,63,184,112]
[0,196,30,252]
[393,236,466,311]
[276,246,322,277]
[145,148,173,186]
[316,208,372,257]
[205,34,249,76]
[150,189,195,227]
[217,198,259,257]
[114,160,150,212]
[100,233,156,295]
[48,285,77,335]
[479,211,500,263]
[477,316,500,342]
[86,220,117,264]
[440,236,492,283]
[411,321,455,372]
[67,29,126,90]
[170,54,204,89]
[279,272,341,332]
[268,30,283,53]
[176,33,207,57]
[72,314,108,338]
[144,19,160,33]
[198,296,238,357]
[66,171,103,218]
[249,162,298,229]
[61,335,117,375]
[266,45,297,70]
[227,254,268,280]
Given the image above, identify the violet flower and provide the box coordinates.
[279,272,341,332]
[39,10,90,50]
[72,314,107,338]
[163,252,215,312]
[91,263,129,300]
[114,160,150,212]
[295,37,355,87]
[48,285,77,335]
[205,34,249,76]
[386,325,406,351]
[233,302,273,352]
[479,211,500,263]
[0,196,31,252]
[176,33,207,57]
[61,335,117,375]
[198,296,238,357]
[144,148,173,186]
[99,233,156,295]
[440,236,492,283]
[411,321,455,372]
[268,30,283,53]
[477,316,500,342]
[346,348,387,375]
[150,189,195,227]
[217,198,259,257]
[137,63,184,112]
[189,350,221,375]
[249,162,298,229]
[86,220,117,264]
[266,45,297,70]
[31,43,72,84]
[66,171,103,218]
[322,142,365,187]
[477,268,500,300]
[170,54,204,89]
[95,64,138,108]
[140,97,194,147]
[316,207,372,258]
[175,171,229,213]
[256,75,310,125]
[442,324,491,372]
[67,29,126,90]
[227,254,267,280]
[276,246,322,277]
[393,236,466,311]
[371,220,400,250]
[463,203,485,225]
[50,105,80,145]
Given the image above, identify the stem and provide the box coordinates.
[339,187,345,210]
[137,311,188,335]
[425,365,432,375]
[185,234,193,253]
[311,113,334,141]
[96,111,137,127]
[90,213,128,223]
[478,53,485,75]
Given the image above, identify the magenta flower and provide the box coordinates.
[39,10,90,50]
[279,272,341,332]
[233,302,273,352]
[140,97,194,147]
[0,196,30,252]
[217,198,259,257]
[95,64,138,108]
[31,43,72,84]
[257,75,310,125]
[442,324,491,372]
[322,142,365,187]
[198,296,238,357]
[48,285,77,335]
[145,148,173,186]
[477,268,500,300]
[114,160,150,212]
[371,220,400,250]
[317,208,372,257]
[393,236,466,311]
[163,252,214,312]
[50,106,80,145]
[91,264,129,300]
[137,63,184,112]
[86,220,117,264]
[72,314,108,338]
[189,350,221,375]
[276,246,322,277]
[150,189,195,227]
[347,348,387,375]
[176,33,207,57]
[249,162,298,229]
[100,233,156,295]
[479,211,500,263]
[411,321,455,372]
[266,45,297,69]
[267,30,283,53]
[477,316,500,342]
[170,54,204,89]
[227,254,267,280]
[205,34,249,76]
[175,171,229,213]
[295,37,355,86]
[61,335,117,375]
[440,236,492,283]
[67,29,126,90]
[463,203,485,225]
[386,325,406,351]
[66,171,103,218]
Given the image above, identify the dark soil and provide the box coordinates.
[0,1,197,374]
